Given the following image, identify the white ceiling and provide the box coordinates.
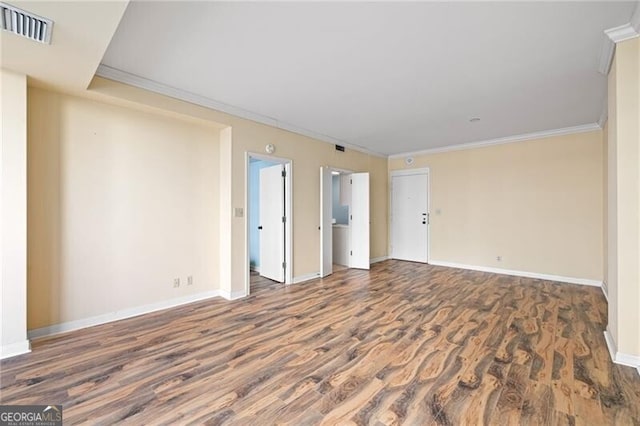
[101,1,636,156]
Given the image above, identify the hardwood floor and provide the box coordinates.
[1,260,639,425]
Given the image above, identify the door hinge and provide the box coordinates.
[350,214,352,220]
[282,262,286,269]
[282,170,286,178]
[350,179,352,184]
[282,216,286,223]
[350,250,353,256]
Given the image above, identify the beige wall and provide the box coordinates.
[389,131,604,281]
[26,78,388,329]
[87,78,388,297]
[27,87,221,329]
[228,120,388,292]
[1,69,30,357]
[602,120,608,297]
[606,37,640,359]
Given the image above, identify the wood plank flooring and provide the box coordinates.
[1,260,639,425]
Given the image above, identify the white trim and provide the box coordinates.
[428,260,602,287]
[598,35,616,75]
[95,65,386,159]
[601,280,609,302]
[0,340,31,360]
[244,152,293,296]
[293,272,320,284]
[599,6,640,76]
[605,23,639,44]
[616,352,640,369]
[632,2,640,34]
[604,329,617,362]
[598,104,608,128]
[370,256,389,264]
[28,291,220,340]
[604,329,640,372]
[388,123,601,159]
[389,168,431,264]
[220,289,247,300]
[389,168,430,177]
[319,166,355,277]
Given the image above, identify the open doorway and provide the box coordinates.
[320,167,370,277]
[246,153,293,295]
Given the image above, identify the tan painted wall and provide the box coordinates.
[228,120,388,290]
[607,56,619,344]
[602,120,608,297]
[87,78,388,296]
[27,78,388,327]
[27,87,221,329]
[1,69,29,356]
[606,37,640,358]
[389,131,604,281]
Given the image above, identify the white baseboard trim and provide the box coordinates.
[293,272,320,284]
[604,329,640,373]
[601,281,609,302]
[220,289,247,300]
[250,266,260,273]
[428,260,602,287]
[1,340,31,360]
[370,256,389,264]
[28,290,221,340]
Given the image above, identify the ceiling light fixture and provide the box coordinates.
[469,118,481,123]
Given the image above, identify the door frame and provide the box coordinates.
[245,152,293,295]
[389,168,431,263]
[319,166,354,276]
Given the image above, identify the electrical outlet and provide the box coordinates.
[496,256,502,262]
[173,278,180,288]
[187,276,193,286]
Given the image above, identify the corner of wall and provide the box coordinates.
[218,126,233,296]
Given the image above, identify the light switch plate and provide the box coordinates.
[234,207,244,217]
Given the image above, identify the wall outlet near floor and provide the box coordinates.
[496,256,502,262]
[187,276,193,285]
[173,278,180,288]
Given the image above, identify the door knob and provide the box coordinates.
[258,226,263,230]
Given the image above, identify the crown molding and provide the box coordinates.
[95,64,386,158]
[598,90,608,128]
[598,1,640,76]
[606,23,639,44]
[598,108,608,129]
[598,35,616,75]
[388,123,601,159]
[630,1,640,34]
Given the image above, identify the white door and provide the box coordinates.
[320,167,333,277]
[259,164,285,282]
[391,172,429,262]
[349,173,370,269]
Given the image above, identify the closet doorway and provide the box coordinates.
[319,167,370,277]
[246,153,292,295]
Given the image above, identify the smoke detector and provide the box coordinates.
[1,2,53,44]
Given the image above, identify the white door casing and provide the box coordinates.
[320,167,333,277]
[349,173,370,270]
[391,170,429,263]
[259,164,285,282]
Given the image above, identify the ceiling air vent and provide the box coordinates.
[0,2,53,44]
